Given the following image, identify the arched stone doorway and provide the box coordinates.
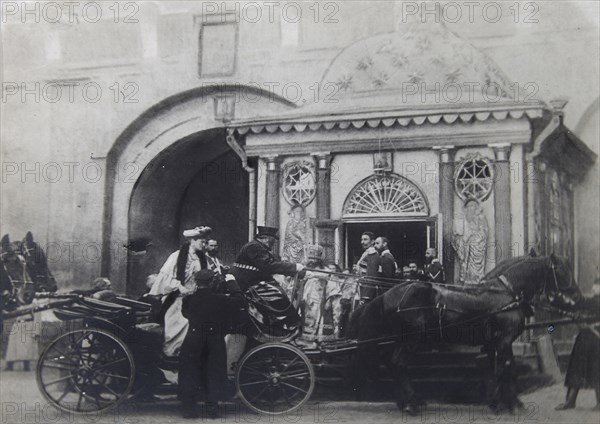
[341,174,435,270]
[126,128,249,296]
[102,85,296,294]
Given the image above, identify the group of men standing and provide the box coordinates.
[354,231,445,303]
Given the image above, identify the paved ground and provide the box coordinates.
[1,370,598,424]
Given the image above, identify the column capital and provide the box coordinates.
[432,146,455,163]
[489,143,511,161]
[312,152,333,169]
[263,155,281,171]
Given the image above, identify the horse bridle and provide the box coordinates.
[0,250,32,288]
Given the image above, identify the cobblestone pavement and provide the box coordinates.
[1,370,598,424]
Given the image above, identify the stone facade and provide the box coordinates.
[1,1,598,293]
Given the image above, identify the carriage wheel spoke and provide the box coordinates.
[41,361,77,371]
[280,357,299,373]
[239,379,271,387]
[91,375,120,397]
[76,390,84,411]
[280,372,310,380]
[43,374,76,386]
[94,372,129,381]
[280,381,307,394]
[55,384,72,404]
[92,357,128,371]
[242,365,268,377]
[278,383,294,407]
[250,383,271,403]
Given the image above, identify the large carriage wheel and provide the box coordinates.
[36,328,135,414]
[236,343,314,415]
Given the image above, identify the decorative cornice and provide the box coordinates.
[231,105,544,136]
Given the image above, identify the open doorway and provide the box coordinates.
[346,221,430,270]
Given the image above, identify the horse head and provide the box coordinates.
[0,234,36,307]
[21,231,58,293]
[545,253,582,312]
[495,254,582,313]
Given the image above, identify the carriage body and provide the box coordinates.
[30,283,331,416]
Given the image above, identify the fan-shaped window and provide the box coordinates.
[343,174,429,219]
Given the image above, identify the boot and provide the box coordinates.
[555,387,579,410]
[205,402,220,419]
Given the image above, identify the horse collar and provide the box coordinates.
[498,275,515,295]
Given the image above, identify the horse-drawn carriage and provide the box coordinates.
[1,234,587,416]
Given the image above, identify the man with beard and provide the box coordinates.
[205,239,227,275]
[230,226,304,292]
[354,231,381,303]
[421,248,445,283]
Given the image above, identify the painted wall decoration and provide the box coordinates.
[454,154,494,202]
[282,161,316,207]
[343,174,429,219]
[282,204,307,263]
[452,198,489,284]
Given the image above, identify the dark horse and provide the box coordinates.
[347,253,582,413]
[1,232,57,311]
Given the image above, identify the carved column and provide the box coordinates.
[435,147,455,283]
[492,144,512,263]
[313,153,338,264]
[264,156,281,229]
[314,153,332,220]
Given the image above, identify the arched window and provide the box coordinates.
[343,174,429,219]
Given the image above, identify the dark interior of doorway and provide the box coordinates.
[346,222,428,270]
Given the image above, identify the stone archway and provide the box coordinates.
[102,85,296,293]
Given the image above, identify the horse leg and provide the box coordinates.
[494,341,523,412]
[391,345,418,415]
[485,347,500,407]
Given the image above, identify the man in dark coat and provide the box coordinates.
[374,236,397,278]
[420,248,445,283]
[230,226,304,292]
[555,286,600,411]
[178,270,247,419]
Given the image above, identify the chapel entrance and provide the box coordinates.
[345,221,433,271]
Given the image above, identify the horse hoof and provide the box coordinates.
[403,404,418,416]
[554,403,575,411]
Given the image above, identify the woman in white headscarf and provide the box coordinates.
[150,226,211,357]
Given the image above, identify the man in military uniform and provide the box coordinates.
[354,231,381,303]
[374,236,397,279]
[178,270,246,419]
[421,248,445,283]
[230,226,304,292]
[205,239,227,275]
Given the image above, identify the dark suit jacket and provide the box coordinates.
[230,240,297,291]
[379,251,397,279]
[423,260,445,283]
[182,288,247,336]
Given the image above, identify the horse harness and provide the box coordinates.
[391,274,531,340]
